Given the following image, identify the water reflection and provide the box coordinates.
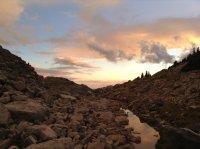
[124,109,160,149]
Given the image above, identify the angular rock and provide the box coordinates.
[24,135,37,146]
[115,116,129,125]
[31,125,57,141]
[106,135,126,146]
[25,138,73,149]
[0,104,11,125]
[87,139,105,149]
[5,100,48,122]
[99,112,114,124]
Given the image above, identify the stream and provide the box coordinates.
[124,109,160,149]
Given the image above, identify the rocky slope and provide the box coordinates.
[0,46,139,149]
[95,49,200,148]
[96,63,200,129]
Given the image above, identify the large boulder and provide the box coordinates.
[5,100,48,122]
[25,138,73,149]
[156,126,200,149]
[0,104,11,125]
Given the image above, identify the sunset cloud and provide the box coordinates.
[1,0,200,88]
[54,57,98,69]
[88,43,134,62]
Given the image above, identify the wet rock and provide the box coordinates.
[0,104,11,125]
[115,116,129,125]
[25,137,73,149]
[5,100,48,122]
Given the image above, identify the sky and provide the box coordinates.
[0,0,200,88]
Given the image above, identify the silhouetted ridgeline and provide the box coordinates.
[170,47,200,72]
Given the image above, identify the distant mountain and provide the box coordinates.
[44,76,93,97]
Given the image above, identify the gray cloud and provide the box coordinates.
[88,43,134,62]
[54,57,99,69]
[35,67,72,77]
[140,41,174,63]
[35,51,58,55]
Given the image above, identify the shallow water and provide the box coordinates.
[124,109,160,149]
